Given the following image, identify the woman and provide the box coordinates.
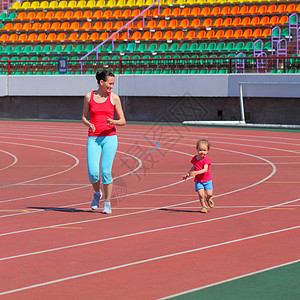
[82,70,126,214]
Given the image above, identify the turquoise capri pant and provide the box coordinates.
[86,135,118,184]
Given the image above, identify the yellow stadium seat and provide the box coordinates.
[67,1,77,9]
[30,1,40,9]
[21,2,31,9]
[86,0,96,8]
[58,1,68,9]
[39,1,49,10]
[10,2,22,10]
[77,0,87,8]
[49,1,58,9]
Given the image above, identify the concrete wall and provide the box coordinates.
[0,74,300,124]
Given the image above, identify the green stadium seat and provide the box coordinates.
[7,12,17,21]
[30,56,39,61]
[205,43,217,52]
[84,44,94,53]
[41,45,52,54]
[63,45,74,54]
[179,43,190,52]
[23,45,33,54]
[13,45,23,55]
[74,44,84,54]
[157,43,169,53]
[32,45,42,54]
[234,42,244,52]
[127,43,136,52]
[20,56,29,61]
[1,56,9,61]
[0,13,7,21]
[0,45,4,53]
[53,45,63,54]
[136,43,147,52]
[216,42,225,52]
[146,43,158,53]
[244,42,253,52]
[169,43,179,52]
[3,45,14,54]
[113,44,126,53]
[225,42,235,52]
[198,43,207,52]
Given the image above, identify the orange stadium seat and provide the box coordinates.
[233,29,243,39]
[41,22,51,31]
[8,33,18,42]
[202,18,212,28]
[60,22,70,30]
[181,7,190,17]
[259,16,269,26]
[15,12,27,21]
[250,16,260,26]
[102,10,112,18]
[127,31,141,41]
[266,5,276,14]
[145,20,156,29]
[88,32,99,41]
[258,5,267,14]
[21,22,32,31]
[232,17,241,27]
[36,33,47,42]
[261,28,271,37]
[241,17,250,27]
[54,33,66,42]
[204,30,215,39]
[286,4,296,13]
[228,6,239,16]
[190,7,200,17]
[168,19,178,28]
[173,31,184,40]
[51,11,62,20]
[215,30,225,39]
[193,30,206,39]
[17,33,28,42]
[46,33,56,41]
[178,19,189,28]
[50,22,60,31]
[140,31,151,40]
[171,8,181,17]
[149,8,159,18]
[242,29,252,38]
[248,5,258,15]
[70,22,80,30]
[224,29,234,39]
[156,20,167,29]
[223,18,232,27]
[24,12,35,21]
[0,34,9,42]
[161,8,171,17]
[80,22,91,31]
[31,22,41,31]
[220,6,230,15]
[64,11,74,19]
[83,10,93,19]
[150,31,163,40]
[200,7,210,16]
[91,21,102,30]
[240,6,249,15]
[111,9,122,18]
[162,31,173,40]
[78,32,89,41]
[65,32,78,41]
[132,20,143,30]
[210,7,221,16]
[189,19,200,28]
[71,11,83,20]
[185,31,196,39]
[251,28,263,38]
[212,18,223,27]
[275,4,287,14]
[1,23,13,31]
[28,33,38,42]
[92,10,103,19]
[34,11,46,20]
[103,21,113,30]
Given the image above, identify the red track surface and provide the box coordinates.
[0,121,299,299]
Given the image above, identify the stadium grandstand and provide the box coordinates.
[0,0,299,75]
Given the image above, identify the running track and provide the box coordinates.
[0,120,299,299]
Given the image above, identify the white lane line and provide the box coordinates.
[0,225,299,296]
[0,143,276,231]
[1,196,299,262]
[161,259,300,299]
[0,141,79,189]
[0,149,18,171]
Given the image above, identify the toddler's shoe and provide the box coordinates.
[91,190,102,210]
[200,206,208,213]
[102,201,112,214]
[206,197,214,208]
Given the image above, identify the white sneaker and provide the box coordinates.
[91,190,102,210]
[102,201,112,214]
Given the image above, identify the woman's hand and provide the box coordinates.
[107,118,115,125]
[89,123,96,133]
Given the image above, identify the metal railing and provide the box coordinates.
[1,56,300,75]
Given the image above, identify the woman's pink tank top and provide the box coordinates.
[88,91,117,136]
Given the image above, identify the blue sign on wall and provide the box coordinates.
[58,58,67,74]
